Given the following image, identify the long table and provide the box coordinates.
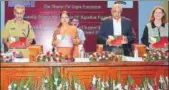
[1,61,168,89]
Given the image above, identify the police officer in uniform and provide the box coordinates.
[2,4,35,58]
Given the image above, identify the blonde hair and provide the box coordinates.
[14,4,25,12]
[149,6,168,23]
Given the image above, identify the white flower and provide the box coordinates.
[56,52,60,55]
[50,57,53,62]
[40,54,43,57]
[105,81,109,87]
[101,87,104,90]
[57,84,62,90]
[141,88,145,90]
[148,82,153,90]
[65,81,69,90]
[166,76,168,85]
[98,78,101,82]
[23,85,27,88]
[98,78,101,86]
[13,83,17,87]
[102,55,105,58]
[8,84,12,89]
[44,79,48,83]
[56,57,59,61]
[159,75,164,83]
[159,57,162,59]
[89,55,93,58]
[74,82,78,90]
[113,80,115,90]
[78,84,82,90]
[55,78,59,82]
[93,52,97,56]
[135,85,140,90]
[108,54,112,58]
[45,58,48,62]
[114,83,122,90]
[124,85,128,90]
[101,81,105,88]
[92,75,97,85]
[54,81,57,86]
[43,88,46,90]
[97,57,100,61]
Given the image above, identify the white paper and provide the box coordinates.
[57,34,73,47]
[74,58,90,62]
[13,58,29,62]
[123,56,143,61]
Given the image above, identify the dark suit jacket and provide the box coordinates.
[97,17,134,56]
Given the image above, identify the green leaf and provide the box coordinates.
[17,78,26,90]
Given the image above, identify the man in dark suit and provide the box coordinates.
[97,4,134,56]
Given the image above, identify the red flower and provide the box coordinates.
[129,84,135,90]
[88,84,95,90]
[152,84,158,90]
[46,51,50,56]
[53,52,56,55]
[65,55,68,60]
[48,57,51,62]
[53,58,57,62]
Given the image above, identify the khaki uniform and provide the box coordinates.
[2,19,35,58]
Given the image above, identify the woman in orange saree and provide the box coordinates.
[52,11,80,58]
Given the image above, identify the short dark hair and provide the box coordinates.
[114,1,126,5]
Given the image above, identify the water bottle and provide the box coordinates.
[80,47,85,58]
[134,47,138,58]
[78,45,85,58]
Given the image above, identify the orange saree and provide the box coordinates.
[53,26,80,58]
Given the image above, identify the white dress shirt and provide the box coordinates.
[113,18,122,36]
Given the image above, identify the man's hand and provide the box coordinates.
[106,38,113,46]
[107,35,128,46]
[122,36,128,44]
[26,39,33,47]
[3,38,10,48]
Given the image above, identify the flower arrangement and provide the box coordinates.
[8,77,35,90]
[89,51,123,62]
[88,75,109,90]
[35,69,84,90]
[89,74,139,90]
[8,71,168,90]
[71,76,85,90]
[0,52,13,62]
[142,49,168,61]
[124,75,139,90]
[37,69,70,90]
[140,75,168,90]
[36,51,74,62]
